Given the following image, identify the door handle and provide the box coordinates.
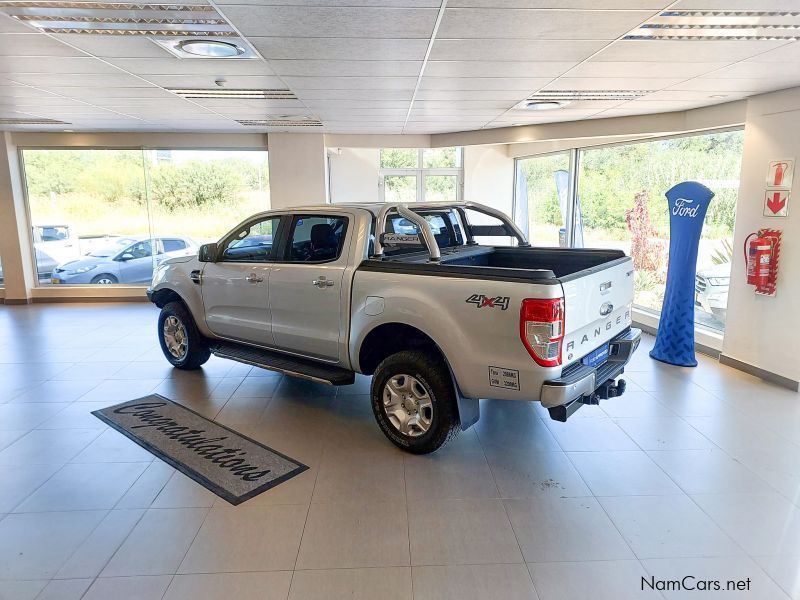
[312,276,335,288]
[190,270,201,285]
[245,273,264,284]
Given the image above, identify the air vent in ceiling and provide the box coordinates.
[626,11,800,41]
[0,118,71,125]
[0,1,236,36]
[520,90,648,103]
[170,89,297,100]
[237,119,322,127]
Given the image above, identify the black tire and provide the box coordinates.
[157,301,210,370]
[371,350,460,454]
[91,273,118,284]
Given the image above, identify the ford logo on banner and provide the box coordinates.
[650,181,715,367]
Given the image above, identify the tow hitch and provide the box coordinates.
[547,378,627,422]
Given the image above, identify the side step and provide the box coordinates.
[210,341,355,386]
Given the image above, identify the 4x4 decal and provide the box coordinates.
[466,294,510,311]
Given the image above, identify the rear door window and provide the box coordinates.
[285,215,349,263]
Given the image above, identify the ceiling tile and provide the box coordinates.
[594,40,791,63]
[0,33,86,57]
[542,77,683,91]
[745,42,800,63]
[108,58,275,77]
[430,39,606,62]
[570,61,727,79]
[304,99,410,109]
[0,13,35,33]
[297,89,414,100]
[437,8,653,39]
[0,57,122,75]
[51,34,175,59]
[219,6,437,38]
[413,99,514,109]
[216,0,440,5]
[284,76,417,90]
[143,74,286,88]
[0,84,61,98]
[420,77,551,90]
[7,72,150,87]
[670,78,798,93]
[271,60,421,77]
[424,61,575,78]
[190,98,308,110]
[707,62,800,80]
[415,89,529,100]
[640,89,749,101]
[249,37,428,62]
[44,86,175,100]
[447,0,667,6]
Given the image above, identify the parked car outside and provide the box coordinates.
[695,262,730,323]
[51,235,197,284]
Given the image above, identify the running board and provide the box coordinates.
[210,341,355,386]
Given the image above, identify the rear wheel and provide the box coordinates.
[158,301,210,369]
[371,350,460,454]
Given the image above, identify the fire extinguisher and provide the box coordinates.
[773,162,787,186]
[744,230,781,295]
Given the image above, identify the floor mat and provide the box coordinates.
[93,394,307,505]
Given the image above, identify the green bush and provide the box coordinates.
[148,161,241,211]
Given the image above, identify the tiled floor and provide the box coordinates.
[1,303,799,599]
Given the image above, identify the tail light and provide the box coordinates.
[520,298,564,367]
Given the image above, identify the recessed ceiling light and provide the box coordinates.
[176,39,242,58]
[153,36,257,59]
[522,101,567,111]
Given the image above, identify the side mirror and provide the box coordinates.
[119,253,135,261]
[198,243,218,263]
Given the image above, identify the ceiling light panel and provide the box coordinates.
[0,117,71,124]
[0,2,237,36]
[236,119,322,127]
[169,89,297,100]
[523,90,649,102]
[626,11,800,41]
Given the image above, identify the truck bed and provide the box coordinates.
[362,245,627,283]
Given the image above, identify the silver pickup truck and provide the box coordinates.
[148,202,641,454]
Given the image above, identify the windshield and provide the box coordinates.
[88,237,137,257]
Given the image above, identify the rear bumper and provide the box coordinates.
[540,327,641,420]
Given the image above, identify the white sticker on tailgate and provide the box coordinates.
[489,366,520,391]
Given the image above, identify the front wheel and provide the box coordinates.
[157,301,210,369]
[371,350,460,454]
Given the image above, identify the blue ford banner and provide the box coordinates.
[650,181,715,367]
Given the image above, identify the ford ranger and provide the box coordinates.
[148,202,641,454]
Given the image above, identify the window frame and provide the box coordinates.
[379,148,463,202]
[277,213,351,265]
[217,214,283,264]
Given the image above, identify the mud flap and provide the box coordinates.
[446,362,480,430]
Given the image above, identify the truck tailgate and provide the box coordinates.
[560,257,634,365]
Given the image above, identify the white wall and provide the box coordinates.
[267,133,327,209]
[328,147,380,203]
[463,145,514,213]
[722,88,800,383]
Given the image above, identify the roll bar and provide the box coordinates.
[372,201,529,261]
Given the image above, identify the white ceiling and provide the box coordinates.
[0,0,799,134]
